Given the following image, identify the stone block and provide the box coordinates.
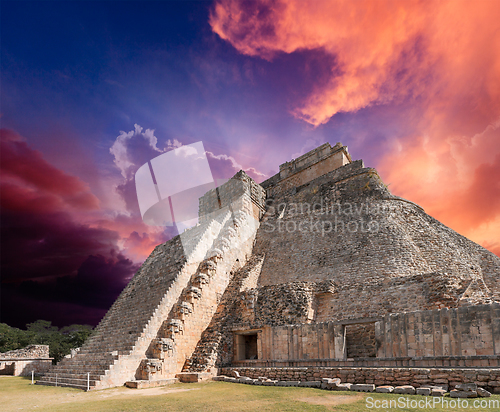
[476,387,491,397]
[263,380,277,386]
[253,380,263,386]
[212,376,225,381]
[351,384,375,392]
[455,383,477,391]
[299,381,321,388]
[393,385,416,395]
[224,377,238,383]
[375,386,394,393]
[335,383,352,391]
[431,388,447,397]
[416,387,431,396]
[450,390,478,398]
[238,377,253,384]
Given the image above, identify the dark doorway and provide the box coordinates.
[244,334,258,360]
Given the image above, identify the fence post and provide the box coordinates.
[87,372,90,391]
[31,370,34,384]
[55,373,57,387]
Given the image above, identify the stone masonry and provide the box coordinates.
[37,143,499,390]
[0,345,52,376]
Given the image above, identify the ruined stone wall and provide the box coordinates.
[376,303,500,359]
[0,345,52,376]
[0,345,49,359]
[0,359,52,376]
[262,143,351,198]
[199,170,266,223]
[221,366,500,393]
[228,304,499,368]
[252,159,499,319]
[184,254,266,372]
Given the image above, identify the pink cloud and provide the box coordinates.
[209,0,500,256]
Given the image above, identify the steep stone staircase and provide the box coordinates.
[184,254,265,372]
[135,208,259,382]
[37,212,230,389]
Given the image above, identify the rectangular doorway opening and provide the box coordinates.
[345,323,376,358]
[234,332,259,361]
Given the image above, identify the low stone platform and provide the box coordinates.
[125,378,178,389]
[175,372,216,383]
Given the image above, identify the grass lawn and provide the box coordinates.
[1,376,499,412]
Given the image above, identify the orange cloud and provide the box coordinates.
[210,0,500,125]
[210,0,500,256]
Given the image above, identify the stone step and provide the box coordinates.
[47,367,108,375]
[54,359,116,367]
[36,381,91,390]
[37,376,99,387]
[41,371,103,381]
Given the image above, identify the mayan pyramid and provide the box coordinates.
[38,143,500,390]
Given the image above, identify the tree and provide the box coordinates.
[0,321,93,363]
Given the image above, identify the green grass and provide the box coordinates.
[1,376,499,412]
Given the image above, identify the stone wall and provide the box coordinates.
[199,170,266,223]
[0,345,49,359]
[228,304,499,368]
[0,345,52,376]
[376,303,500,359]
[220,366,500,393]
[252,158,500,317]
[0,359,53,376]
[261,143,351,198]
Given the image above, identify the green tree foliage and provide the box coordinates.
[0,321,93,363]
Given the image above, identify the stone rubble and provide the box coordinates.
[215,374,497,400]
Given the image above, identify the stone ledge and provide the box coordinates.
[176,372,217,383]
[125,378,178,389]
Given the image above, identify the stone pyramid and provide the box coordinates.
[37,143,499,389]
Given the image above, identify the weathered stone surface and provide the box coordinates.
[456,383,477,391]
[36,144,500,391]
[431,388,447,396]
[336,383,353,391]
[224,377,238,383]
[351,384,375,392]
[238,377,252,383]
[299,381,321,388]
[416,387,431,396]
[276,381,300,387]
[212,376,226,381]
[476,387,491,397]
[376,386,394,393]
[393,385,416,395]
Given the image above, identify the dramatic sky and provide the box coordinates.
[1,0,499,328]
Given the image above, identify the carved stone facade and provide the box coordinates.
[37,143,500,390]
